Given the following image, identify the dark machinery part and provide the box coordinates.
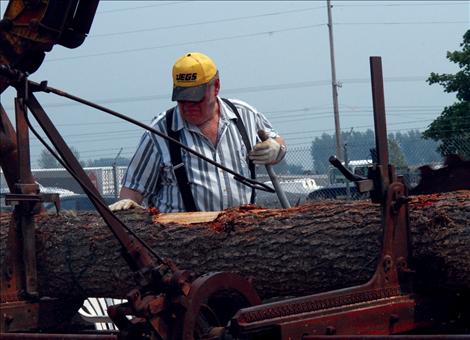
[0,66,263,338]
[226,57,470,339]
[0,0,99,92]
[1,54,468,339]
[0,1,469,336]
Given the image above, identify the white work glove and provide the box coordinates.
[249,138,282,165]
[109,199,144,212]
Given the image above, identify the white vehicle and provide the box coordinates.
[0,183,78,212]
[308,160,373,201]
[327,159,373,185]
[37,182,78,197]
[264,177,321,194]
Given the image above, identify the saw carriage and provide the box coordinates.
[1,1,469,339]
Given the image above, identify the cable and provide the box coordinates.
[334,2,468,8]
[92,6,326,38]
[15,105,446,129]
[25,108,460,145]
[2,76,428,111]
[98,2,185,14]
[24,107,166,264]
[46,23,325,62]
[33,81,275,193]
[335,21,468,26]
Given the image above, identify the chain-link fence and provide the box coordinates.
[1,137,469,211]
[256,136,470,207]
[0,166,127,212]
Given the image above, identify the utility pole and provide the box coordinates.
[326,0,343,160]
[112,147,123,199]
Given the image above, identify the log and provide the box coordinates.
[1,190,469,301]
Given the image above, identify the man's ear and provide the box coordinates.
[213,78,220,96]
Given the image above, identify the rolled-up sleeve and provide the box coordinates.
[255,111,279,139]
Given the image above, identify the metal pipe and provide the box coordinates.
[257,130,291,209]
[0,334,117,339]
[265,165,290,208]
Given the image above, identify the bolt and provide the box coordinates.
[326,326,336,335]
[3,313,14,327]
[0,19,12,31]
[383,255,393,273]
[5,266,13,280]
[390,314,399,324]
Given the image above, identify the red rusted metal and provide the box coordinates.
[180,272,261,339]
[228,56,463,339]
[0,334,117,339]
[1,45,469,338]
[0,298,84,333]
[1,217,22,307]
[370,57,390,184]
[303,336,469,339]
[230,182,416,338]
[0,104,21,192]
[19,74,264,338]
[25,91,157,271]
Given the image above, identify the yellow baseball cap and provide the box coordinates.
[172,52,218,102]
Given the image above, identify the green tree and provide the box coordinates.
[394,130,440,165]
[38,149,59,168]
[387,138,407,168]
[37,147,83,168]
[87,157,130,167]
[423,29,470,159]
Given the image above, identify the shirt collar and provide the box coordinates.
[171,96,237,132]
[218,97,238,120]
[172,105,185,132]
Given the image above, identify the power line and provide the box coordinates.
[97,2,186,14]
[92,6,326,38]
[335,21,468,26]
[258,109,443,121]
[25,111,448,144]
[2,76,427,111]
[286,125,470,148]
[46,24,325,62]
[46,16,465,63]
[32,124,469,159]
[18,105,445,129]
[277,118,439,137]
[334,2,468,8]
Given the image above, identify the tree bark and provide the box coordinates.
[1,190,469,300]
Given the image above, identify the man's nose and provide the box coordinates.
[181,101,197,107]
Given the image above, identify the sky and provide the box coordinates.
[0,0,469,168]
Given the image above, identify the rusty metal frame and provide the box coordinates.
[0,63,260,339]
[1,55,469,338]
[228,57,465,338]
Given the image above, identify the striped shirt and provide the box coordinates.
[122,97,278,212]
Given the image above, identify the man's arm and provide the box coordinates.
[119,187,144,204]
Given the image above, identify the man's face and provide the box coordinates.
[178,79,220,127]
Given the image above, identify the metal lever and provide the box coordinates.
[257,130,290,209]
[329,156,366,182]
[329,156,374,194]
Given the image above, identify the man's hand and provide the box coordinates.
[109,199,144,211]
[249,138,282,165]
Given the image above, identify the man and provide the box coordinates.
[110,52,286,212]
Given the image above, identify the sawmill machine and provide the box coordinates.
[1,1,469,338]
